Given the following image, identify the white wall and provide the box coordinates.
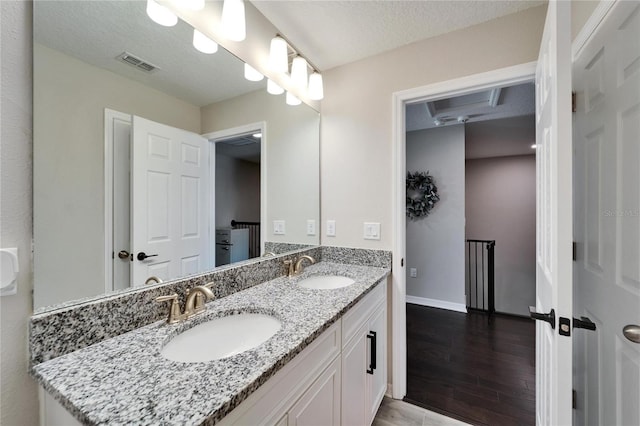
[405,126,466,308]
[320,6,547,250]
[215,155,260,228]
[465,155,536,316]
[33,44,201,308]
[0,2,40,425]
[202,89,320,245]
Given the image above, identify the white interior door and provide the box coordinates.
[131,116,210,286]
[533,2,573,425]
[573,2,640,425]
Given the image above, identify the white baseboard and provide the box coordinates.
[406,295,467,313]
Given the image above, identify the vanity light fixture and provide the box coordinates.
[286,91,301,106]
[192,29,218,54]
[308,72,324,100]
[221,0,246,42]
[267,79,284,95]
[183,0,205,11]
[269,36,289,73]
[291,56,309,90]
[244,64,264,82]
[457,115,469,123]
[146,0,178,27]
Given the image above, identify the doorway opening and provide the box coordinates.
[205,121,267,267]
[391,61,537,401]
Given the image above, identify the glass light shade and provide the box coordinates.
[308,72,324,100]
[244,64,264,82]
[146,0,178,27]
[193,29,218,54]
[290,56,308,90]
[269,37,288,73]
[286,91,301,106]
[267,79,284,95]
[221,0,246,42]
[183,0,205,11]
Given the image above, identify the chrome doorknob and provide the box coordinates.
[623,325,640,344]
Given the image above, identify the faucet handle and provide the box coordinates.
[155,294,182,324]
[284,259,294,277]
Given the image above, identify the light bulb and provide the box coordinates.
[286,91,301,106]
[291,56,308,90]
[183,0,204,11]
[222,0,246,42]
[193,29,218,54]
[269,36,288,73]
[267,79,284,95]
[146,0,178,27]
[308,72,324,100]
[244,64,264,82]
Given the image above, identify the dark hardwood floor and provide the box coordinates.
[405,304,536,426]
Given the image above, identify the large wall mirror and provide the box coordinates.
[33,1,320,310]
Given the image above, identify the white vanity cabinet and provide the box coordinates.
[341,282,387,426]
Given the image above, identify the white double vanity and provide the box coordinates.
[31,248,391,425]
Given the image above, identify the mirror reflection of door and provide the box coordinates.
[105,110,210,291]
[214,132,262,267]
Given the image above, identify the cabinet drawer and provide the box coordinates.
[342,281,386,347]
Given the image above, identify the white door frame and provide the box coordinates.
[203,121,267,262]
[104,108,132,293]
[391,62,537,399]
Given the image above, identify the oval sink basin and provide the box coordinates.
[298,275,355,290]
[161,313,281,363]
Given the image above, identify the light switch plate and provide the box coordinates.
[306,220,316,236]
[273,220,285,235]
[326,220,336,237]
[409,268,417,278]
[363,222,381,240]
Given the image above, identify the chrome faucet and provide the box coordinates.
[284,255,316,277]
[155,283,215,324]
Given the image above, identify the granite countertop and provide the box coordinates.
[33,262,390,425]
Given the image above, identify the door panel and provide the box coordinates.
[534,2,573,425]
[131,116,210,286]
[573,2,640,425]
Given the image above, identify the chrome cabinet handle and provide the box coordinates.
[529,306,556,329]
[623,325,640,344]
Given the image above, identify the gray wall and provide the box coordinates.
[406,125,466,309]
[465,155,536,316]
[215,155,260,228]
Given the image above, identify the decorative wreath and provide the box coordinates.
[406,171,440,219]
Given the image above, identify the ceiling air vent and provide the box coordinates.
[116,52,159,74]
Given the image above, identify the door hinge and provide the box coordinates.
[573,241,577,261]
[572,91,577,113]
[573,389,577,409]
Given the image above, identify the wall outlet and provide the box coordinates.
[409,268,417,278]
[363,222,381,240]
[326,220,336,237]
[273,220,285,235]
[306,220,316,236]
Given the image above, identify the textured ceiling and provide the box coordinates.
[252,0,545,71]
[34,1,266,107]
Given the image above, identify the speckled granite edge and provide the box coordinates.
[319,246,392,268]
[263,242,314,254]
[29,247,321,366]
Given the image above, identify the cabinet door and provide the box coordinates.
[341,325,368,425]
[366,304,387,424]
[288,357,341,426]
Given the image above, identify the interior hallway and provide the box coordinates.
[405,304,535,425]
